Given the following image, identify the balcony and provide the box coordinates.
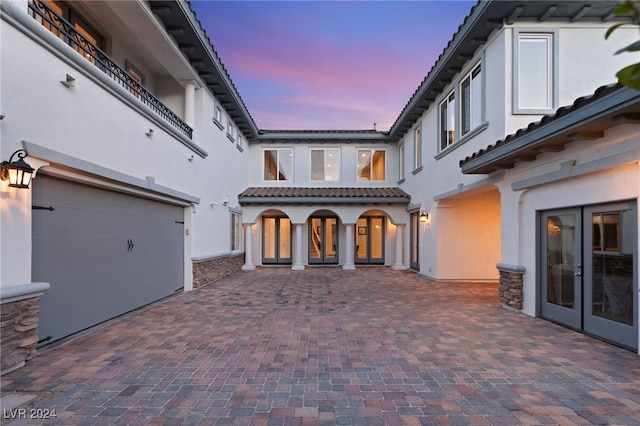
[28,0,193,140]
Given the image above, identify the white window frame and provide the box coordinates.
[413,125,422,172]
[513,29,558,114]
[398,142,405,182]
[460,62,483,137]
[231,210,243,252]
[439,91,456,151]
[310,148,340,182]
[213,105,224,130]
[227,120,235,142]
[356,149,386,182]
[263,148,294,181]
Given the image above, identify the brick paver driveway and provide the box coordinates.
[2,267,640,425]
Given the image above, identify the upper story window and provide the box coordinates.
[311,149,340,181]
[357,149,385,181]
[439,92,456,151]
[413,126,422,171]
[398,142,405,182]
[461,63,482,137]
[38,0,105,54]
[264,149,293,181]
[514,31,556,114]
[213,106,224,129]
[227,120,235,141]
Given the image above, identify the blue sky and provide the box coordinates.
[190,1,476,131]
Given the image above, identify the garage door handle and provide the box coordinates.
[127,239,135,252]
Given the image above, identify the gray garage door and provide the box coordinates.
[32,176,184,346]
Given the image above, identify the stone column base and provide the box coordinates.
[496,263,526,310]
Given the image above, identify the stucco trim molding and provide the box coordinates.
[434,172,504,201]
[496,263,526,274]
[0,282,50,305]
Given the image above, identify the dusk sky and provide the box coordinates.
[190,1,476,131]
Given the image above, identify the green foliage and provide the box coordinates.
[606,1,640,90]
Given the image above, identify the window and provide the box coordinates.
[398,142,405,181]
[213,106,224,129]
[461,63,482,136]
[227,120,235,141]
[439,92,456,151]
[413,126,422,171]
[231,212,242,251]
[357,149,385,181]
[264,149,293,181]
[311,149,340,181]
[514,32,555,113]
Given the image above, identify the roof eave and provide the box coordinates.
[238,197,411,205]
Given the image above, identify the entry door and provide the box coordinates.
[309,217,338,264]
[263,217,292,264]
[355,216,385,264]
[584,203,637,349]
[540,209,582,329]
[540,203,637,350]
[410,212,420,271]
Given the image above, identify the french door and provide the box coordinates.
[309,217,338,265]
[262,217,292,264]
[355,216,385,264]
[410,212,420,271]
[540,202,637,350]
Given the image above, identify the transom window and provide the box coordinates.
[264,149,293,181]
[311,149,340,181]
[357,149,385,181]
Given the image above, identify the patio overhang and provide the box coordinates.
[238,187,411,205]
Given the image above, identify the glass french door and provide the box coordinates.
[540,203,637,350]
[355,216,385,264]
[309,217,338,265]
[410,212,420,271]
[262,217,292,264]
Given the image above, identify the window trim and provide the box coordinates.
[439,91,456,152]
[460,61,483,137]
[213,105,224,130]
[230,210,243,252]
[512,28,559,115]
[398,142,405,183]
[226,119,235,142]
[310,148,341,182]
[356,148,387,182]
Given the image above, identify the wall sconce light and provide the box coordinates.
[1,149,35,189]
[145,128,154,137]
[419,210,429,223]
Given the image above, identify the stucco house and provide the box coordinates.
[1,0,638,374]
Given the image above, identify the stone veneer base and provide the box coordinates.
[496,263,526,311]
[192,253,245,289]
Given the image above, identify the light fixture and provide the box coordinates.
[1,149,35,189]
[419,210,429,223]
[146,128,154,137]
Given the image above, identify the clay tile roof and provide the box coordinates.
[238,187,411,204]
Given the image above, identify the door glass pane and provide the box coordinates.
[356,218,367,260]
[325,218,337,260]
[591,210,633,325]
[546,214,576,308]
[263,218,276,259]
[279,218,291,259]
[310,218,321,260]
[371,218,384,259]
[411,214,418,264]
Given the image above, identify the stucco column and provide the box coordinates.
[242,223,256,270]
[184,81,196,128]
[392,223,406,270]
[343,223,356,270]
[292,223,305,270]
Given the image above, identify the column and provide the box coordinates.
[242,223,256,270]
[184,81,196,128]
[392,224,407,270]
[292,223,304,270]
[343,223,356,270]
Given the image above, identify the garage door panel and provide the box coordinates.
[33,176,184,345]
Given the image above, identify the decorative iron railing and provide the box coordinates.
[28,0,193,140]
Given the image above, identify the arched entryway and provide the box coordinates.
[308,209,340,265]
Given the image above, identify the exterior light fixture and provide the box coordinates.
[419,210,429,223]
[1,149,34,189]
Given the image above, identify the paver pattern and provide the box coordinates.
[2,267,640,425]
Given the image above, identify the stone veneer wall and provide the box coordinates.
[1,297,42,375]
[497,263,526,310]
[192,252,244,289]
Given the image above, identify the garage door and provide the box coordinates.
[32,176,184,346]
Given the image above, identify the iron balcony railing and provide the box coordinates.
[28,0,193,140]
